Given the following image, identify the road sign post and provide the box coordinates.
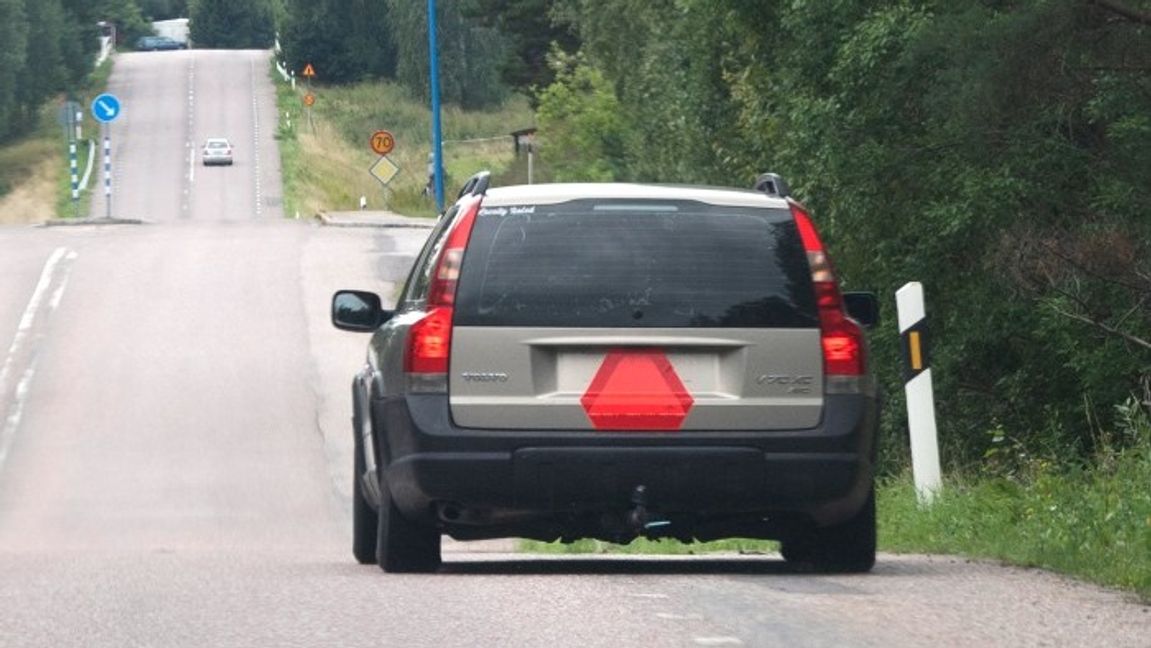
[91,93,121,220]
[428,0,445,212]
[302,64,316,133]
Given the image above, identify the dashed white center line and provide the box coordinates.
[627,592,671,600]
[692,637,744,646]
[184,59,196,217]
[655,612,705,621]
[251,58,263,218]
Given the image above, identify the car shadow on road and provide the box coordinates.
[440,556,816,576]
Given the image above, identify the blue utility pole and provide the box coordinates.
[428,0,445,212]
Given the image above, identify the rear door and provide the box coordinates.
[450,196,824,431]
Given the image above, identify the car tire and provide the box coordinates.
[351,387,379,564]
[376,484,442,573]
[781,486,876,573]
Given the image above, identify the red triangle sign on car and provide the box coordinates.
[580,348,694,431]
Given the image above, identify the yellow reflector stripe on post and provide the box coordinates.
[909,331,923,370]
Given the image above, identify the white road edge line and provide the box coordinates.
[692,638,744,646]
[0,247,68,392]
[0,248,75,471]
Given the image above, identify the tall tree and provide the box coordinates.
[0,0,28,142]
[463,0,579,96]
[388,0,509,109]
[90,0,152,46]
[138,0,188,20]
[17,0,67,126]
[59,0,100,87]
[280,0,395,84]
[189,0,275,49]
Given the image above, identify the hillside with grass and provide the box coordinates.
[274,73,537,220]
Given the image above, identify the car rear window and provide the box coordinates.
[453,199,818,328]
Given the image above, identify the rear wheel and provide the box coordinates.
[351,388,378,564]
[352,439,379,564]
[781,487,876,573]
[376,484,442,573]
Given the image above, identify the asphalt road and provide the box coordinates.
[0,50,1147,648]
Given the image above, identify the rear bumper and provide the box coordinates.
[374,393,878,531]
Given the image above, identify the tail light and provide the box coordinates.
[790,201,866,377]
[405,197,482,381]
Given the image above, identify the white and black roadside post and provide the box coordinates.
[102,128,112,219]
[66,107,79,216]
[896,282,942,504]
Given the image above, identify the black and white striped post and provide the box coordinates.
[90,93,121,220]
[102,130,112,220]
[69,139,79,206]
[896,282,942,503]
[65,106,79,214]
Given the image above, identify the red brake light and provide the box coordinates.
[405,198,482,374]
[406,307,454,373]
[790,201,866,376]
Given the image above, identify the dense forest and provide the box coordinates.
[539,0,1151,472]
[15,0,1151,472]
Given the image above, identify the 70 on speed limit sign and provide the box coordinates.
[370,130,395,156]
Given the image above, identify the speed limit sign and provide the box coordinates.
[370,130,395,156]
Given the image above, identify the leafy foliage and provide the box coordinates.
[387,0,511,110]
[189,0,275,49]
[535,50,624,181]
[463,0,580,98]
[137,0,187,20]
[547,0,1151,471]
[279,0,395,84]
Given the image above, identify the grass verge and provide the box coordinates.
[522,435,1151,602]
[878,445,1151,601]
[273,70,535,219]
[54,58,115,220]
[0,120,59,224]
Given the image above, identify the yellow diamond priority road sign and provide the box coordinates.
[369,156,400,186]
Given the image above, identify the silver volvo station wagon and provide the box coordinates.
[332,172,880,573]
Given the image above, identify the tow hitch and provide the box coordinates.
[627,485,671,536]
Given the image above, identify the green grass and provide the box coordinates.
[274,71,535,218]
[878,444,1151,601]
[0,121,56,197]
[522,436,1151,602]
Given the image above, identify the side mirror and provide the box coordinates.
[331,290,391,332]
[843,292,879,329]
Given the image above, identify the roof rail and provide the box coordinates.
[754,173,790,198]
[457,171,492,200]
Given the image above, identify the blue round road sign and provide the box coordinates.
[91,93,122,123]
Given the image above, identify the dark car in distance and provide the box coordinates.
[135,36,185,51]
[332,171,881,574]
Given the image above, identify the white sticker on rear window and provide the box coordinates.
[478,205,536,217]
